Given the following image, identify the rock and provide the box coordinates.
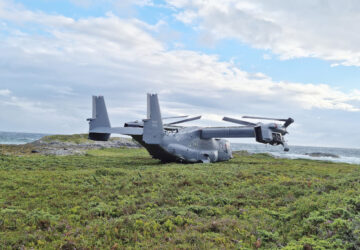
[233,150,251,156]
[303,243,313,250]
[305,152,339,158]
[26,135,141,156]
[61,241,77,250]
[254,238,262,248]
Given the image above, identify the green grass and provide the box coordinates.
[1,148,360,249]
[40,134,95,144]
[40,134,134,144]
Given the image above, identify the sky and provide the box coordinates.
[0,0,359,148]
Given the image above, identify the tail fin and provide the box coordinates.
[143,93,164,144]
[87,96,111,141]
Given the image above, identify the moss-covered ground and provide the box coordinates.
[40,134,134,144]
[1,147,360,249]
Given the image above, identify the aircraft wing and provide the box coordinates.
[200,127,255,139]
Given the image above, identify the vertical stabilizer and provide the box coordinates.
[87,96,111,141]
[143,93,164,144]
[147,93,151,119]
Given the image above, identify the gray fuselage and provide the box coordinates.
[131,127,232,163]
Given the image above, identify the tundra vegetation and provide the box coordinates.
[0,135,360,249]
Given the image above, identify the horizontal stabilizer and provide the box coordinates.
[90,127,143,135]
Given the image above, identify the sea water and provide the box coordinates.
[0,131,48,145]
[1,131,359,165]
[232,143,360,165]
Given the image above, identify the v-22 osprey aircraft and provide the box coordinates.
[87,94,294,163]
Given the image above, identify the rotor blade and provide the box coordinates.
[223,117,256,126]
[242,116,288,122]
[162,115,188,120]
[283,118,294,128]
[166,116,202,125]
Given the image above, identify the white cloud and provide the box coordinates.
[2,96,56,113]
[263,54,271,60]
[0,0,359,147]
[167,0,360,67]
[0,89,56,114]
[0,89,11,96]
[175,10,197,24]
[0,92,81,133]
[39,85,75,96]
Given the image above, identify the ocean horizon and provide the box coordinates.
[0,131,49,145]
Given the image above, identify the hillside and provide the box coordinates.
[0,137,360,249]
[0,134,140,156]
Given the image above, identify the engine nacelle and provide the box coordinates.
[254,125,284,145]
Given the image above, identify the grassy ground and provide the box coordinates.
[40,134,136,144]
[40,134,92,144]
[1,147,360,249]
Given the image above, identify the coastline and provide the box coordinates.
[0,134,140,156]
[1,134,359,165]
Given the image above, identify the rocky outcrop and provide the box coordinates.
[305,152,340,158]
[28,136,141,156]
